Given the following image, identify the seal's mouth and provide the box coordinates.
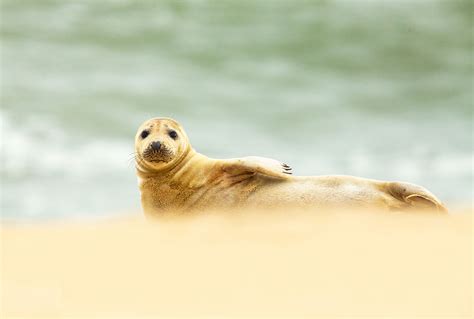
[142,145,174,163]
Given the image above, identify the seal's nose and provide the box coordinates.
[151,141,161,151]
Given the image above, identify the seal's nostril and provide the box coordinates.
[151,141,161,151]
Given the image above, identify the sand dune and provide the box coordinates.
[1,209,472,318]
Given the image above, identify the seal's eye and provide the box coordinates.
[169,130,178,140]
[140,130,150,139]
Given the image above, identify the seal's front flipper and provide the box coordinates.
[388,181,448,213]
[223,156,292,179]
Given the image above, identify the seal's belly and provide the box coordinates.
[185,175,391,211]
[143,175,394,213]
[182,176,261,210]
[244,176,392,210]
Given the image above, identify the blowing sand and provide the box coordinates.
[1,209,472,318]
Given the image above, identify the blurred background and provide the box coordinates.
[1,0,472,221]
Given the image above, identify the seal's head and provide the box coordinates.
[135,117,191,172]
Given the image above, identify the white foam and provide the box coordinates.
[1,111,133,179]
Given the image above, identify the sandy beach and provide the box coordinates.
[1,209,471,318]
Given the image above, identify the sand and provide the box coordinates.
[1,209,472,318]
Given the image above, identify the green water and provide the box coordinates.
[1,0,472,220]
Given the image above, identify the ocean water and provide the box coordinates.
[1,0,472,221]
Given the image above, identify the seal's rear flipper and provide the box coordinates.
[389,182,448,213]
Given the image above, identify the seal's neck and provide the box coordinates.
[136,147,205,182]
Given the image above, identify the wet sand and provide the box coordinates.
[1,210,472,318]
